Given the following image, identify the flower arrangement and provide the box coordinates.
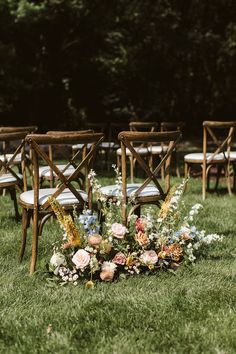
[48,169,222,287]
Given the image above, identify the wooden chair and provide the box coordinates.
[0,131,28,220]
[19,131,104,274]
[184,121,236,199]
[0,126,37,170]
[101,130,181,225]
[117,122,158,182]
[39,130,93,188]
[160,122,185,177]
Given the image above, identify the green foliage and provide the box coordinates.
[0,0,235,129]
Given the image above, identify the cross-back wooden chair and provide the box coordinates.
[0,126,37,170]
[184,121,236,199]
[0,131,28,220]
[101,130,181,226]
[117,121,159,182]
[160,121,185,177]
[38,130,93,188]
[19,132,104,274]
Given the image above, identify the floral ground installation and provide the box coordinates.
[48,171,222,288]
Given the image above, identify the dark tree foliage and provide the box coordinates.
[0,0,235,132]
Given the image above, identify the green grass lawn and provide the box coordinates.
[0,177,236,354]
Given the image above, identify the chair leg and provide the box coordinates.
[202,164,207,200]
[226,163,232,196]
[9,188,20,221]
[19,207,30,262]
[38,212,53,236]
[30,207,39,275]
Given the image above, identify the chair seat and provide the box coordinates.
[0,153,22,164]
[100,142,119,149]
[100,183,160,198]
[72,143,92,151]
[20,188,88,206]
[229,151,236,159]
[0,173,23,184]
[39,164,75,178]
[116,147,149,156]
[184,152,228,163]
[148,145,168,154]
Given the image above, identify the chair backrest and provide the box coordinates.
[0,126,38,133]
[118,130,181,224]
[202,121,236,163]
[160,122,184,132]
[0,131,28,188]
[129,121,158,132]
[25,132,104,210]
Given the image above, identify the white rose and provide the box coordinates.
[50,252,66,268]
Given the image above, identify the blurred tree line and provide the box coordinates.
[0,0,235,132]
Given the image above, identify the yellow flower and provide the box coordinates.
[48,197,81,247]
[126,256,134,267]
[85,280,95,289]
[159,186,176,219]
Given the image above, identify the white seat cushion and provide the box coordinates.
[20,188,88,206]
[39,164,75,178]
[229,151,236,160]
[100,142,119,149]
[100,183,160,198]
[0,173,23,184]
[0,153,22,164]
[184,152,227,163]
[72,143,92,151]
[148,145,168,154]
[116,147,149,156]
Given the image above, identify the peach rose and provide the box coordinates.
[135,231,149,247]
[72,249,90,269]
[110,223,127,239]
[100,270,115,282]
[88,234,102,247]
[140,250,158,265]
[100,261,117,282]
[113,252,127,265]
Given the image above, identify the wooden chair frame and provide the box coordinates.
[119,130,181,225]
[185,121,236,200]
[160,122,185,177]
[39,130,93,188]
[0,131,28,219]
[19,132,104,274]
[117,122,159,182]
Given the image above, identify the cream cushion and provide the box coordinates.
[0,173,23,184]
[0,153,22,164]
[184,152,228,163]
[116,147,149,156]
[100,183,160,198]
[20,188,87,206]
[39,164,75,178]
[72,143,92,151]
[100,142,119,149]
[148,145,168,154]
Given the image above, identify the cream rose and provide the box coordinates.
[110,223,127,239]
[140,250,158,265]
[72,249,90,269]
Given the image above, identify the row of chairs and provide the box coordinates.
[0,121,236,274]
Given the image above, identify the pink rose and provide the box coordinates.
[113,252,127,265]
[135,218,145,233]
[110,223,127,239]
[140,250,158,265]
[72,249,90,269]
